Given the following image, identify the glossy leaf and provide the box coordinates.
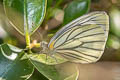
[63,0,91,25]
[4,0,47,35]
[30,55,78,80]
[28,70,48,80]
[0,44,34,80]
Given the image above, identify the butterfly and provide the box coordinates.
[40,11,109,64]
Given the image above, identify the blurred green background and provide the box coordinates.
[0,0,120,80]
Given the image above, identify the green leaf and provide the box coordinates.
[63,0,91,25]
[28,53,79,80]
[28,70,48,80]
[30,60,63,80]
[3,0,47,35]
[28,54,68,65]
[0,44,34,80]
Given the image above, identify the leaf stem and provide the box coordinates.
[26,31,30,49]
[24,0,31,51]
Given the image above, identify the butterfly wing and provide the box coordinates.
[48,11,109,63]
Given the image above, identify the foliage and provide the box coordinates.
[0,44,34,80]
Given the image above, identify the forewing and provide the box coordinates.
[48,11,109,46]
[48,11,109,63]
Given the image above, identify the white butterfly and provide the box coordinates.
[40,11,109,64]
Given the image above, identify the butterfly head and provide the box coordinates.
[40,41,48,49]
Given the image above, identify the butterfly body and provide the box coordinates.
[41,11,109,64]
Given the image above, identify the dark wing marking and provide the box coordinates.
[48,11,109,47]
[48,11,109,63]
